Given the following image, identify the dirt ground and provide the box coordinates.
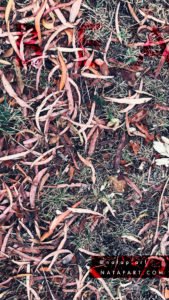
[0,0,169,299]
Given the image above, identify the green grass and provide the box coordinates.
[0,101,23,136]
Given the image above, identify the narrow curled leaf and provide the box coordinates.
[5,0,14,29]
[35,0,47,45]
[58,51,67,90]
[0,71,31,109]
[40,200,81,241]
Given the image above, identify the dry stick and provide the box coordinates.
[154,177,169,243]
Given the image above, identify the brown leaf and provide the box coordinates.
[69,165,75,182]
[30,168,48,209]
[129,109,147,123]
[114,133,126,170]
[35,0,47,45]
[58,51,67,91]
[3,47,13,58]
[100,62,109,76]
[129,140,140,155]
[40,200,81,241]
[0,71,31,109]
[77,152,96,184]
[109,176,126,193]
[135,123,154,142]
[88,128,99,156]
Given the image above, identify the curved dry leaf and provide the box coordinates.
[42,18,54,29]
[30,167,48,208]
[40,200,81,241]
[127,2,140,24]
[43,24,74,55]
[104,96,152,105]
[122,234,142,245]
[68,77,81,106]
[77,152,96,184]
[69,0,82,23]
[88,128,99,156]
[54,8,67,24]
[13,58,24,94]
[65,77,74,114]
[5,0,14,29]
[0,59,11,65]
[35,0,47,45]
[0,150,30,162]
[7,31,22,60]
[81,72,113,79]
[68,208,103,216]
[0,71,31,109]
[58,51,67,90]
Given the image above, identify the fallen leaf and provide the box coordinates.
[164,288,169,299]
[30,168,48,208]
[69,0,82,23]
[108,176,126,193]
[129,140,140,155]
[153,141,169,157]
[88,128,99,156]
[13,58,24,95]
[5,0,14,30]
[155,158,169,167]
[104,96,152,105]
[58,51,67,90]
[122,234,142,245]
[3,47,13,58]
[40,200,81,241]
[0,71,31,109]
[77,152,96,184]
[35,0,47,45]
[129,109,147,123]
[69,165,75,182]
[0,59,11,65]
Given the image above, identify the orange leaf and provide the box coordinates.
[69,165,75,182]
[164,289,169,299]
[35,0,47,45]
[58,51,67,90]
[40,200,81,241]
[129,140,140,155]
[129,109,147,123]
[109,176,126,193]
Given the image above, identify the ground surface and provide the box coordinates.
[0,0,169,299]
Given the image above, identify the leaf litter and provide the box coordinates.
[0,0,169,299]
